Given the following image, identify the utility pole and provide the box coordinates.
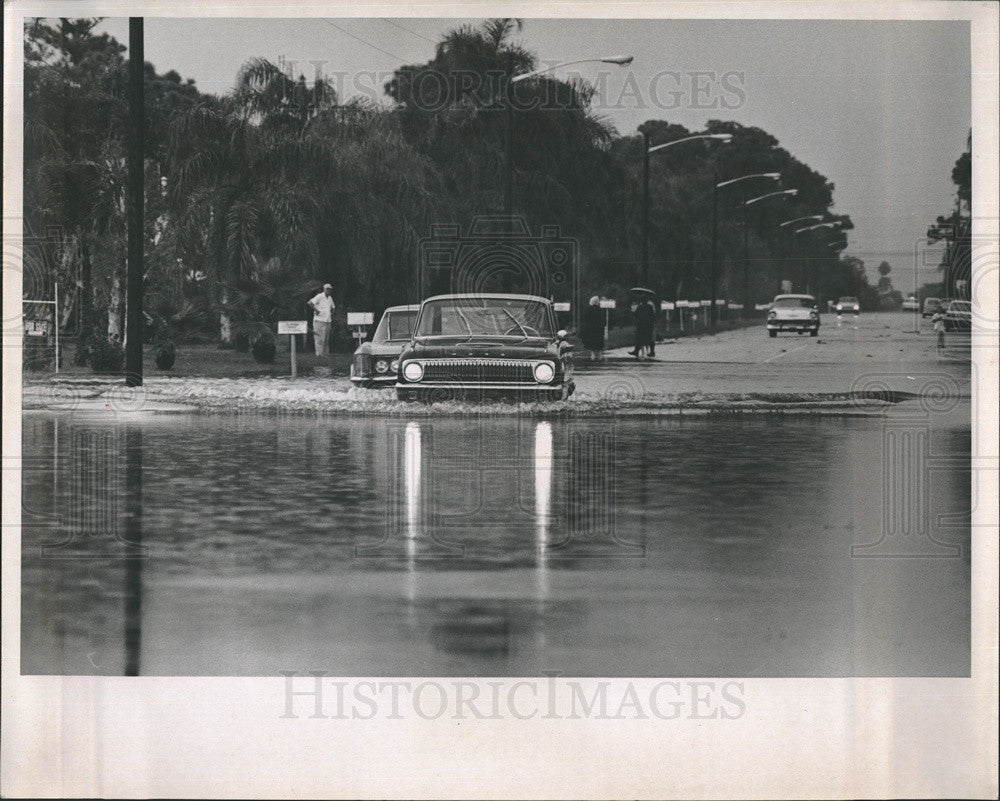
[710,172,719,332]
[742,187,750,319]
[641,130,650,287]
[125,17,144,387]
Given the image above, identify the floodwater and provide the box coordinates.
[21,410,970,676]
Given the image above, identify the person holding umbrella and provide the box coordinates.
[581,295,606,361]
[628,288,657,359]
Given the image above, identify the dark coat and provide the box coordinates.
[581,305,605,351]
[634,301,655,345]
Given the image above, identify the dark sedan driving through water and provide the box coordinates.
[395,294,574,402]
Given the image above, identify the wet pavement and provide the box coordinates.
[21,408,971,677]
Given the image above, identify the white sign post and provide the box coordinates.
[277,320,308,378]
[347,312,375,353]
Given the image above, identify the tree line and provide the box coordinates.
[24,17,884,359]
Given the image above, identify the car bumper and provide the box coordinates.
[767,321,819,330]
[350,373,396,386]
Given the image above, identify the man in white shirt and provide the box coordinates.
[308,283,336,357]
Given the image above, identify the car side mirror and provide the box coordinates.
[557,329,567,341]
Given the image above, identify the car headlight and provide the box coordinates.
[402,361,423,382]
[810,311,819,319]
[768,310,777,319]
[390,360,399,373]
[375,359,388,373]
[533,362,555,383]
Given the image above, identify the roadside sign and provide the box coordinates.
[700,300,712,307]
[553,302,571,312]
[25,320,49,336]
[278,321,307,378]
[661,301,675,310]
[717,299,726,305]
[755,303,771,311]
[599,299,616,309]
[347,312,374,326]
[277,320,307,335]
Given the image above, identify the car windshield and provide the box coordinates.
[772,297,815,309]
[372,310,417,343]
[838,297,857,303]
[416,298,553,338]
[948,301,971,311]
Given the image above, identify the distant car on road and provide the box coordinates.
[922,297,942,317]
[350,304,420,387]
[396,293,574,402]
[766,294,820,337]
[901,296,920,312]
[835,296,860,315]
[942,299,972,332]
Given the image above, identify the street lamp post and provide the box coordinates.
[712,172,781,330]
[792,221,844,297]
[506,55,633,216]
[741,189,798,315]
[641,132,731,287]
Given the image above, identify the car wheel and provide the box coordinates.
[810,329,818,337]
[769,330,777,338]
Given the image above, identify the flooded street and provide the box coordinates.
[21,410,970,677]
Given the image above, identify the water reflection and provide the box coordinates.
[21,412,971,676]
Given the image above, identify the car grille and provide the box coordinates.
[419,359,541,383]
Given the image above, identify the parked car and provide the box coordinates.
[766,294,820,337]
[922,297,942,317]
[835,296,860,315]
[350,304,420,387]
[901,296,920,311]
[942,299,972,332]
[395,294,574,402]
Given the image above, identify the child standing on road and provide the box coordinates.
[931,310,946,349]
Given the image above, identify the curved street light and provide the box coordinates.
[780,214,823,228]
[504,55,634,220]
[745,188,798,206]
[641,132,733,286]
[793,221,846,295]
[511,55,634,83]
[794,221,843,233]
[716,172,781,190]
[710,172,782,329]
[737,189,798,315]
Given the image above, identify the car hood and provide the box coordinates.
[353,342,408,357]
[402,338,558,360]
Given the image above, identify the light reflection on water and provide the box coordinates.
[21,411,970,676]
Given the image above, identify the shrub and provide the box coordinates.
[155,342,176,370]
[89,338,125,374]
[250,332,275,363]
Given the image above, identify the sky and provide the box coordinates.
[96,16,972,290]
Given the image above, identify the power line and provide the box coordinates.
[382,18,438,45]
[321,19,405,62]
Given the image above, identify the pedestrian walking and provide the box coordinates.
[308,283,336,357]
[932,309,946,349]
[630,298,655,358]
[581,296,606,362]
